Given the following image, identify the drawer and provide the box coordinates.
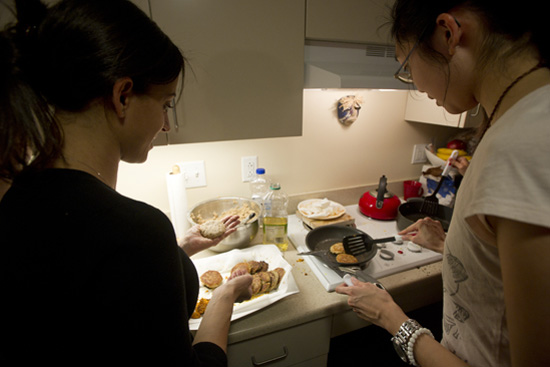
[227,317,331,367]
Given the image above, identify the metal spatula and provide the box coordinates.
[343,234,402,257]
[420,149,459,217]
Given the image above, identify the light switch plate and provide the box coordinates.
[179,161,206,188]
[411,144,428,164]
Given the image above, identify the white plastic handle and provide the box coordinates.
[442,150,459,177]
[343,274,354,286]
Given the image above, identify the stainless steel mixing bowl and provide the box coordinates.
[187,197,260,252]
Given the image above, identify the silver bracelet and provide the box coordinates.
[406,327,434,366]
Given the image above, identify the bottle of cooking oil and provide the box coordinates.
[262,182,288,251]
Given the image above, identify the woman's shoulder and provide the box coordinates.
[9,168,175,242]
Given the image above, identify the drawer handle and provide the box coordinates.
[251,346,288,366]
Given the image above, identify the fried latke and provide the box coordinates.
[336,253,358,264]
[200,270,223,289]
[330,242,345,255]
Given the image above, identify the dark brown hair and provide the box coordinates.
[0,0,184,182]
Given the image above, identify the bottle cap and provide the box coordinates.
[270,182,281,190]
[256,168,265,175]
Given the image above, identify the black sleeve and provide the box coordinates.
[91,203,228,366]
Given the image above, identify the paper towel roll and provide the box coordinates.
[166,165,189,241]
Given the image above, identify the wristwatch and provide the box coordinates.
[391,319,422,364]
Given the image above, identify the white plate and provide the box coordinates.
[297,198,345,220]
[189,244,299,330]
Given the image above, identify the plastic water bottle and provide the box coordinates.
[262,182,288,251]
[250,168,269,221]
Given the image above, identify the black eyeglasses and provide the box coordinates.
[393,40,419,84]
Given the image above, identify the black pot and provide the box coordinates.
[396,198,454,231]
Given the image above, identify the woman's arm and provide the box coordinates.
[193,272,252,352]
[335,278,468,367]
[490,216,550,367]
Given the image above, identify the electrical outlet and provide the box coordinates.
[179,161,206,188]
[411,144,428,164]
[241,156,258,182]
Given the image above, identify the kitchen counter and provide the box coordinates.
[226,245,442,344]
[193,225,443,346]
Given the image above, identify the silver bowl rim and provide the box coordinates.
[186,196,261,226]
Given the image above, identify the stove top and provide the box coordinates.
[288,204,442,291]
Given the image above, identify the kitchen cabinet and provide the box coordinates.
[226,317,331,367]
[306,0,395,45]
[146,0,305,144]
[129,0,150,15]
[405,91,484,128]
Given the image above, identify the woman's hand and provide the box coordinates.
[335,277,408,335]
[398,217,446,254]
[226,267,253,303]
[194,270,252,351]
[180,215,240,256]
[451,156,469,176]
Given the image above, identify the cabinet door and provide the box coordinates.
[226,318,331,367]
[129,0,150,15]
[306,0,395,45]
[149,0,305,144]
[405,92,465,127]
[405,92,485,128]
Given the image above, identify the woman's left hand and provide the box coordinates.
[180,215,240,256]
[335,276,408,335]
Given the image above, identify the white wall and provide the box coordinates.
[116,89,454,214]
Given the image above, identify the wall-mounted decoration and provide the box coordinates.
[336,95,363,125]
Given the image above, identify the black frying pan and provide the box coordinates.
[397,198,454,231]
[304,225,378,267]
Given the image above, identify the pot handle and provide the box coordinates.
[376,175,388,209]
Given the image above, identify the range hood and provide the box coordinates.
[304,41,407,90]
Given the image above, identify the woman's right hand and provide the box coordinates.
[452,156,470,176]
[335,276,408,335]
[225,269,253,303]
[398,217,446,254]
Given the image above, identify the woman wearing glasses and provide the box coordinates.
[336,1,550,366]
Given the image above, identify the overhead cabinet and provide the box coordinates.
[148,0,305,144]
[306,0,395,45]
[405,91,484,128]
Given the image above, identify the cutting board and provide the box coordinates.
[295,210,355,229]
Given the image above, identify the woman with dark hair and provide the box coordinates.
[336,1,550,366]
[0,0,251,365]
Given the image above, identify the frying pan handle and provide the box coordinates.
[376,175,388,209]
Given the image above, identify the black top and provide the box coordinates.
[0,169,226,366]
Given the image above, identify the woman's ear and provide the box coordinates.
[112,77,134,119]
[434,13,463,56]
